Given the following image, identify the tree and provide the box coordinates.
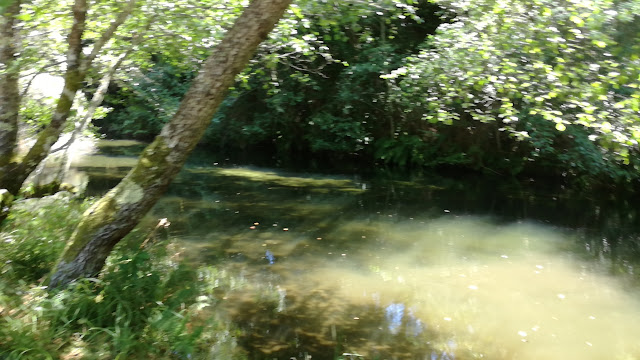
[0,0,21,217]
[0,0,138,223]
[48,0,292,289]
[46,46,138,187]
[95,0,438,169]
[382,0,640,178]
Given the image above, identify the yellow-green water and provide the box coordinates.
[279,218,640,359]
[74,150,640,359]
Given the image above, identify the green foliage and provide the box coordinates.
[0,0,14,12]
[305,113,367,153]
[376,135,428,168]
[99,62,195,140]
[521,117,639,184]
[0,196,245,359]
[19,97,54,133]
[126,0,249,74]
[88,0,640,186]
[95,0,256,141]
[41,251,201,357]
[15,0,71,80]
[0,195,92,283]
[379,0,640,183]
[197,1,440,166]
[375,133,469,168]
[100,0,440,164]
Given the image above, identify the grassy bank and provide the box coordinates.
[0,195,245,360]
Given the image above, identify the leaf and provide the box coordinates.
[290,5,303,19]
[555,123,566,131]
[16,13,32,21]
[569,15,584,26]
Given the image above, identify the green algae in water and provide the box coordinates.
[195,167,363,191]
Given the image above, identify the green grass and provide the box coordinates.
[0,195,246,360]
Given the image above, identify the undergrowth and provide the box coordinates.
[0,195,246,360]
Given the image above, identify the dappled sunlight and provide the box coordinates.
[199,166,363,191]
[96,139,146,148]
[71,154,139,168]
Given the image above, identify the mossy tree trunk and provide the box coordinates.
[48,0,292,289]
[0,0,20,167]
[0,0,21,221]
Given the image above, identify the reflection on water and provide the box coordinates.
[74,146,640,359]
[199,215,640,359]
[272,217,640,359]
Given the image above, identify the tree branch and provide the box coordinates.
[51,14,155,155]
[82,0,137,72]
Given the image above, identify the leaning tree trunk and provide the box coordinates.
[48,0,292,289]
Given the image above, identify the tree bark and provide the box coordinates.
[0,0,21,223]
[0,0,21,170]
[48,0,292,289]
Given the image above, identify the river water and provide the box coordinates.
[73,141,640,359]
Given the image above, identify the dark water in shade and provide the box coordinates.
[75,141,640,359]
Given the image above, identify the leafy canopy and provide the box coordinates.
[383,0,640,164]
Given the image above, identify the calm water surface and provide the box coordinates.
[74,141,640,359]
